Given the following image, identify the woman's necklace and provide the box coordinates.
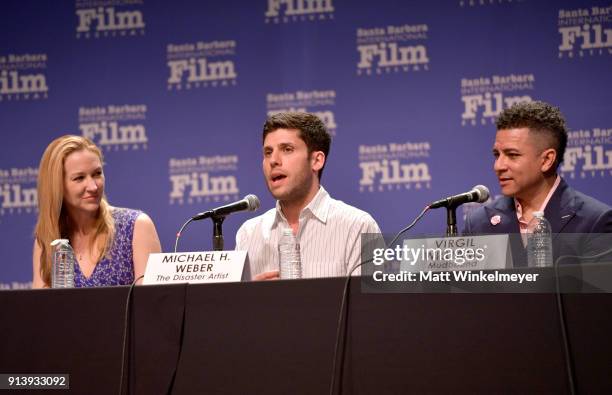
[72,237,90,263]
[73,248,85,262]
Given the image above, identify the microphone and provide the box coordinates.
[192,194,260,221]
[429,185,489,209]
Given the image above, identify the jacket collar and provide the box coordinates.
[487,177,580,233]
[543,178,581,233]
[484,196,520,233]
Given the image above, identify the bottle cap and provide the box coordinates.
[50,239,70,247]
[533,211,544,217]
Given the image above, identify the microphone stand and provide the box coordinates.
[445,206,458,237]
[211,215,225,251]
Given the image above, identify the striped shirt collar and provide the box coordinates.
[272,185,330,229]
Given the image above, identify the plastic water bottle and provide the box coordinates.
[527,211,553,268]
[51,239,75,288]
[278,228,302,279]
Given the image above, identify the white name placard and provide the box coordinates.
[143,250,247,285]
[400,235,512,272]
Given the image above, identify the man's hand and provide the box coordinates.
[254,270,280,281]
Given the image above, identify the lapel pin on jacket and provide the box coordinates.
[490,215,501,226]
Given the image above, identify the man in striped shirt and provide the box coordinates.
[236,112,381,280]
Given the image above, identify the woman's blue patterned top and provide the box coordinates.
[74,208,141,287]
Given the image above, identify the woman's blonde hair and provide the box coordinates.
[34,135,115,286]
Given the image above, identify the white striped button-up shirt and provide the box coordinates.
[236,186,381,279]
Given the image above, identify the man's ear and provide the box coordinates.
[540,148,557,173]
[311,151,325,173]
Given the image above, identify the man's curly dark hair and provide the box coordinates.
[496,101,568,170]
[262,112,331,180]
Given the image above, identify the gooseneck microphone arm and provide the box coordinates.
[427,185,490,237]
[206,194,259,251]
[446,207,458,237]
[174,194,260,252]
[212,215,225,251]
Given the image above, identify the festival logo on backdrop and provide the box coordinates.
[358,141,432,193]
[265,89,337,135]
[460,73,534,127]
[167,40,238,90]
[78,104,148,151]
[561,126,612,179]
[558,5,612,59]
[459,0,525,7]
[0,53,48,102]
[264,0,334,24]
[356,23,429,76]
[169,154,240,205]
[75,0,146,39]
[0,166,38,216]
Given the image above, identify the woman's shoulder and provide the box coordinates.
[110,206,143,224]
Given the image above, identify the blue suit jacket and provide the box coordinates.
[463,178,612,266]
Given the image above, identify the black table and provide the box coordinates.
[1,278,611,394]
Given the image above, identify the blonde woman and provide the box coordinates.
[32,135,161,288]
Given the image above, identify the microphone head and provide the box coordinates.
[244,194,260,211]
[472,185,490,203]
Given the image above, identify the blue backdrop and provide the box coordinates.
[1,0,611,288]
